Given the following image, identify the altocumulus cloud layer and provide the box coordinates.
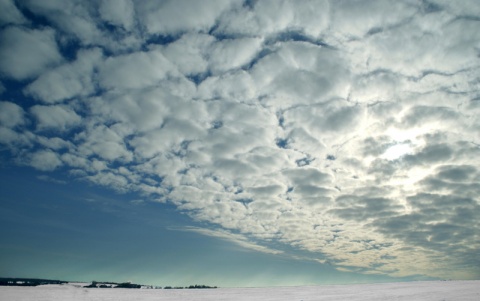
[0,0,479,280]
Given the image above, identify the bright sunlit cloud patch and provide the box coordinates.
[381,143,414,160]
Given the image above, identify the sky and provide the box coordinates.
[0,0,479,288]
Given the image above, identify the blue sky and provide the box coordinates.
[1,0,479,287]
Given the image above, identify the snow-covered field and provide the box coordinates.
[1,281,479,300]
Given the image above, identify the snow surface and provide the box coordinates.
[1,281,479,300]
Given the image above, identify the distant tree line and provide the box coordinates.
[84,281,141,289]
[0,278,217,289]
[164,284,217,289]
[0,278,67,286]
[85,281,217,289]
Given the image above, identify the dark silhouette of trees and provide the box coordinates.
[115,282,141,289]
[1,278,217,290]
[0,278,66,286]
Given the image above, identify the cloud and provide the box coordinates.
[20,0,142,51]
[20,0,103,44]
[29,150,63,171]
[250,42,350,108]
[435,165,477,182]
[75,124,133,163]
[216,0,330,37]
[24,48,103,103]
[208,37,263,74]
[0,0,28,26]
[0,27,63,80]
[98,0,135,31]
[137,0,240,36]
[98,49,177,91]
[161,33,214,76]
[330,0,417,38]
[37,174,67,185]
[1,0,480,281]
[197,70,257,100]
[0,101,26,128]
[30,105,82,131]
[180,226,283,255]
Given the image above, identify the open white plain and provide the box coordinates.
[1,281,479,301]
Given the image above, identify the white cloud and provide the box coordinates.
[36,136,72,151]
[76,124,133,163]
[250,42,350,108]
[21,0,142,52]
[24,48,103,103]
[0,27,63,80]
[0,101,26,128]
[208,37,263,74]
[0,126,30,146]
[37,174,67,185]
[217,0,330,37]
[181,226,283,255]
[21,0,103,45]
[30,105,81,131]
[161,33,214,76]
[197,70,257,101]
[2,0,480,281]
[130,117,206,159]
[433,0,480,16]
[98,49,177,91]
[137,0,240,36]
[329,0,417,39]
[29,149,63,171]
[85,171,130,192]
[99,0,135,31]
[283,100,366,153]
[0,0,27,26]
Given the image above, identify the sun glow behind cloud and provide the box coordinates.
[381,143,413,161]
[0,0,480,283]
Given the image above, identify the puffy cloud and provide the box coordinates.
[355,15,480,78]
[76,124,133,163]
[30,105,82,131]
[161,33,214,76]
[250,42,350,108]
[197,70,257,101]
[1,0,480,281]
[0,101,26,128]
[136,0,240,36]
[432,0,480,16]
[24,48,103,103]
[29,149,63,171]
[0,126,31,146]
[0,0,27,26]
[20,0,103,44]
[98,0,135,31]
[98,49,177,91]
[208,37,263,74]
[217,0,330,37]
[20,0,142,51]
[329,0,417,38]
[0,27,63,80]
